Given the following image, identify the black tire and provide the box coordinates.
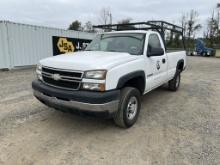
[168,70,181,91]
[113,87,141,128]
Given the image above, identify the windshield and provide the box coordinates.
[86,33,145,55]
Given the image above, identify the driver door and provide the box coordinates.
[144,33,167,92]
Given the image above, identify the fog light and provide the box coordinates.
[37,74,43,81]
[36,64,43,81]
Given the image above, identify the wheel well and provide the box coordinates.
[177,60,184,71]
[122,77,145,94]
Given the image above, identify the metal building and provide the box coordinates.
[0,21,95,69]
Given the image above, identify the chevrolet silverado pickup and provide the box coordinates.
[32,21,186,128]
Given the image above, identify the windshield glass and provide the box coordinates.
[86,33,145,55]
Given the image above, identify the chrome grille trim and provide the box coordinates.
[42,66,84,80]
[41,66,84,90]
[42,72,81,83]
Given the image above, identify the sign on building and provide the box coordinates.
[52,36,92,56]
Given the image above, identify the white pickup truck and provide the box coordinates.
[32,21,186,128]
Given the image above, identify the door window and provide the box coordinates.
[148,34,162,54]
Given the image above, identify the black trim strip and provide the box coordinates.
[116,70,146,89]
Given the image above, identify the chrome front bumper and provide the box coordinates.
[34,90,119,114]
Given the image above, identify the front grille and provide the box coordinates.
[41,66,83,90]
[42,67,82,79]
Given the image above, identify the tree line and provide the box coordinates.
[68,4,220,48]
[68,8,112,32]
[181,4,220,49]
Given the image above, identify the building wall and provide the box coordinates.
[0,21,95,69]
[216,49,220,58]
[0,22,11,68]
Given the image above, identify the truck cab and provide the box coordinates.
[32,21,186,128]
[195,39,215,56]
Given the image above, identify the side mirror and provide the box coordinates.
[147,48,164,57]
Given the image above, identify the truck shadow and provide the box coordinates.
[41,84,172,132]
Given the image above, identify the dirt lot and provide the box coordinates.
[0,56,219,165]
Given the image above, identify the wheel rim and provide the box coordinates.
[126,96,138,120]
[176,74,180,88]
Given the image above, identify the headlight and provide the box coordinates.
[36,64,43,81]
[82,83,105,92]
[84,70,107,80]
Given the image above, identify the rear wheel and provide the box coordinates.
[113,87,141,128]
[168,70,181,91]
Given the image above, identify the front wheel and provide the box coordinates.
[113,87,141,128]
[168,70,181,91]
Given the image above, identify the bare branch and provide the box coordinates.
[98,7,112,25]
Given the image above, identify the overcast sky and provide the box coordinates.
[0,0,219,36]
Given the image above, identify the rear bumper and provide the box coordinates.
[32,80,120,116]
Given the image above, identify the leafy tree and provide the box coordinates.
[117,18,134,30]
[68,20,82,31]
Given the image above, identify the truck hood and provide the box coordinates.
[40,51,138,71]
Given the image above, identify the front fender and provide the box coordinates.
[116,71,146,89]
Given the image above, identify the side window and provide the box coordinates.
[148,34,162,54]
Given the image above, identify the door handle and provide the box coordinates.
[162,59,166,64]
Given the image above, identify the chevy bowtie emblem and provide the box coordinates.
[52,74,61,81]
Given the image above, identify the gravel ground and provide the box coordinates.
[0,56,220,165]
